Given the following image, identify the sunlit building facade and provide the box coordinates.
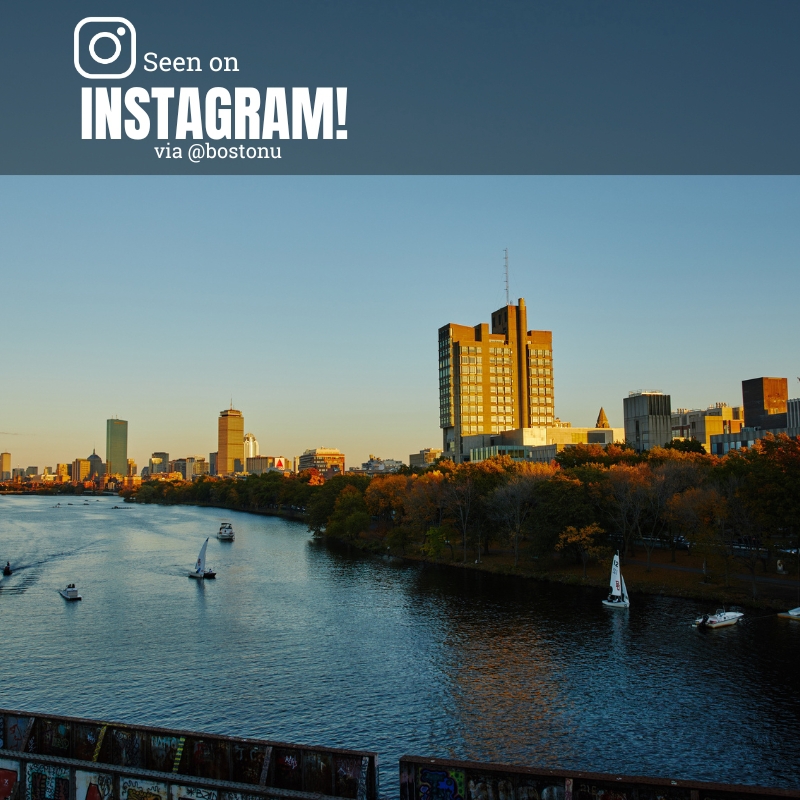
[0,452,10,481]
[244,433,259,460]
[439,298,554,462]
[218,408,245,475]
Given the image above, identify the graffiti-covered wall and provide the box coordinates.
[399,756,800,800]
[0,710,378,800]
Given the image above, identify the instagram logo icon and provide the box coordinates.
[74,17,136,79]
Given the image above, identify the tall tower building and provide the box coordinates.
[0,452,11,481]
[106,418,128,477]
[244,432,259,460]
[218,408,245,475]
[438,298,553,461]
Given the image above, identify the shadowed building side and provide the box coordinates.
[105,418,128,478]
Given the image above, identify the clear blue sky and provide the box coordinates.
[1,176,798,470]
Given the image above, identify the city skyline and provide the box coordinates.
[1,176,799,468]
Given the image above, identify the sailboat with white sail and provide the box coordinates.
[188,537,216,579]
[602,551,630,609]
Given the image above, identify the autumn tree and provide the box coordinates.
[556,523,606,577]
[490,462,555,566]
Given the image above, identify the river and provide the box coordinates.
[1,496,798,794]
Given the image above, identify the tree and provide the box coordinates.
[664,438,706,454]
[325,485,370,542]
[446,465,478,563]
[489,463,555,567]
[556,523,606,577]
[601,463,650,560]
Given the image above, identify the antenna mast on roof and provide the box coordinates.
[503,248,509,305]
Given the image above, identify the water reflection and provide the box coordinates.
[0,496,798,796]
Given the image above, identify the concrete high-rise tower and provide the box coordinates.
[218,408,245,475]
[438,298,553,461]
[106,418,128,477]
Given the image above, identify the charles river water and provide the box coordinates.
[1,496,799,795]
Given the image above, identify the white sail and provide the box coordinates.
[195,538,209,574]
[620,572,629,604]
[609,552,622,596]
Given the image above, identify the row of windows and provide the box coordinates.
[528,349,551,357]
[489,357,512,366]
[488,347,513,355]
[490,377,512,385]
[529,368,551,376]
[460,345,481,354]
[491,366,513,375]
[461,374,481,384]
[461,355,482,364]
[530,387,552,396]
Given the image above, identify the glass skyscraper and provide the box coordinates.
[106,418,128,477]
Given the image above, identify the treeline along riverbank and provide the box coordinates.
[122,435,800,609]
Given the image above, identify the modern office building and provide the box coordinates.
[72,458,91,483]
[298,447,345,476]
[56,463,71,479]
[671,403,744,452]
[742,377,788,429]
[127,459,137,476]
[439,297,553,462]
[209,451,218,476]
[105,418,128,477]
[218,408,245,476]
[244,433,259,460]
[184,456,209,480]
[0,452,10,481]
[409,448,443,468]
[623,391,672,452]
[149,452,169,474]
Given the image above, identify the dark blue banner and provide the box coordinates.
[1,1,798,173]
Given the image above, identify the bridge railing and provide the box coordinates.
[0,710,378,800]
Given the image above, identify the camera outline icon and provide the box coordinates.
[74,17,137,79]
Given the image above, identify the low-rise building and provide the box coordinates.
[247,455,291,474]
[409,448,443,468]
[671,403,744,452]
[466,418,623,464]
[298,448,345,476]
[348,455,404,476]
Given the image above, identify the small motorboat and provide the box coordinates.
[3,562,11,576]
[217,522,235,541]
[188,537,216,579]
[778,606,800,621]
[694,607,743,628]
[59,584,82,601]
[602,551,630,609]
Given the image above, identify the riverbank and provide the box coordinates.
[359,539,800,612]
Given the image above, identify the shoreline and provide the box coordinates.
[4,492,797,612]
